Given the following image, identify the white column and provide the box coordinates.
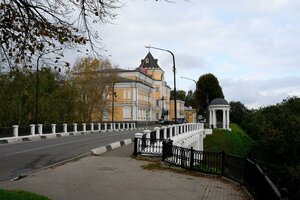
[223,109,226,129]
[213,109,217,128]
[83,123,86,132]
[13,125,19,137]
[98,123,101,131]
[63,123,68,133]
[104,123,107,131]
[144,129,151,149]
[227,109,230,129]
[154,127,160,140]
[73,123,77,133]
[134,132,143,153]
[51,124,56,134]
[30,124,36,135]
[162,126,167,139]
[91,123,94,131]
[38,124,43,135]
[169,125,173,139]
[209,109,212,128]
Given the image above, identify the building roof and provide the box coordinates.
[210,98,229,105]
[137,52,162,70]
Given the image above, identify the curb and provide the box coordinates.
[91,138,133,155]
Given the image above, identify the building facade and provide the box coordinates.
[103,52,171,122]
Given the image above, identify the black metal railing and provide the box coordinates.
[160,141,284,200]
[86,124,91,131]
[133,136,284,200]
[159,129,164,139]
[0,127,14,138]
[43,125,53,134]
[67,124,74,132]
[18,126,31,136]
[244,159,283,200]
[56,125,64,133]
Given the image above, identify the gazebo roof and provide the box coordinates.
[210,98,229,106]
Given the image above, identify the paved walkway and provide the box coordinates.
[0,144,248,200]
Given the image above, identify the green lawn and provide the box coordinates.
[0,189,50,200]
[204,123,254,156]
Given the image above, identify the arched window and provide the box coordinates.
[123,107,131,120]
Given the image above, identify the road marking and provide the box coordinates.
[5,133,133,156]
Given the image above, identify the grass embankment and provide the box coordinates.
[204,123,254,156]
[0,189,50,200]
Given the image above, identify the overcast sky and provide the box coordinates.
[90,0,300,109]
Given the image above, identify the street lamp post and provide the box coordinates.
[145,45,177,124]
[111,83,117,123]
[180,76,198,122]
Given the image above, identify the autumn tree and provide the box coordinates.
[194,73,224,110]
[72,57,119,122]
[0,0,120,70]
[0,68,87,127]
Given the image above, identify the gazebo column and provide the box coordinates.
[223,109,226,129]
[227,109,230,129]
[209,109,212,128]
[213,109,217,128]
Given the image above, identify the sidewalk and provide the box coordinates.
[0,143,248,200]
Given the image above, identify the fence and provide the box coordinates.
[0,122,138,139]
[133,123,204,156]
[160,140,284,200]
[133,135,284,200]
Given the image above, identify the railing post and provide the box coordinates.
[154,127,160,140]
[38,124,43,135]
[91,123,94,131]
[73,123,77,133]
[30,124,36,135]
[51,124,56,134]
[134,133,143,156]
[82,123,86,132]
[97,123,101,131]
[127,123,129,130]
[104,123,107,131]
[63,123,68,133]
[221,150,225,176]
[190,147,194,170]
[13,125,19,137]
[169,125,173,138]
[162,126,167,139]
[181,146,185,168]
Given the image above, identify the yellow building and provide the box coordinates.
[169,100,185,123]
[103,52,171,122]
[184,107,197,123]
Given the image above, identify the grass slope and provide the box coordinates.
[204,123,254,156]
[0,189,50,200]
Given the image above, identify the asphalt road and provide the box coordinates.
[0,129,147,181]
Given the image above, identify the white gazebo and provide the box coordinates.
[208,98,230,130]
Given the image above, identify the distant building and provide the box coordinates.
[184,106,197,123]
[169,99,185,123]
[103,52,171,122]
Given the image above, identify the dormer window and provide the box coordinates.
[145,58,149,63]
